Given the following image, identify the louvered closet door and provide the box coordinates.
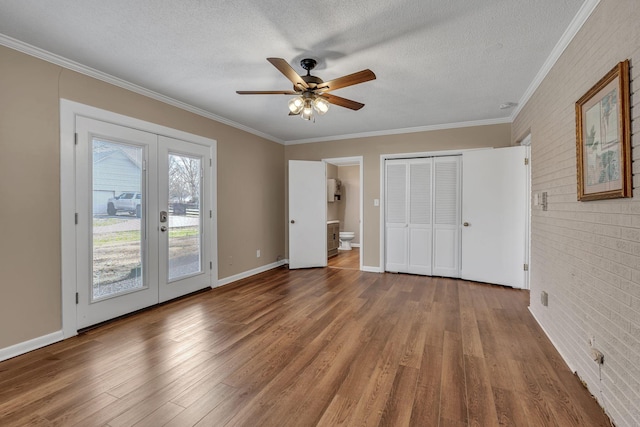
[385,161,408,272]
[408,160,433,275]
[385,156,460,277]
[432,156,460,277]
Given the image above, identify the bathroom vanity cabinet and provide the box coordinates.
[327,221,340,257]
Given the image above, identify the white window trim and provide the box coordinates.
[60,99,218,338]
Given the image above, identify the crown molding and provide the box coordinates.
[284,117,512,145]
[1,0,599,149]
[511,0,600,120]
[0,34,285,145]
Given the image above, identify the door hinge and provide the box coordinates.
[75,292,79,304]
[210,261,213,270]
[524,263,529,271]
[209,158,212,167]
[143,160,146,171]
[74,133,78,145]
[524,158,529,165]
[75,213,78,224]
[209,210,212,218]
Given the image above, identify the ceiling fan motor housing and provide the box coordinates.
[300,58,317,72]
[298,75,324,91]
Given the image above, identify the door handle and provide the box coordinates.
[463,222,470,227]
[160,225,168,232]
[291,220,295,224]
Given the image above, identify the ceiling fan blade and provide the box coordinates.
[321,93,365,110]
[267,58,309,90]
[236,90,298,95]
[318,69,376,92]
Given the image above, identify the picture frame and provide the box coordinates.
[576,59,631,201]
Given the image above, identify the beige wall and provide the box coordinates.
[0,45,285,349]
[512,1,639,425]
[285,123,512,267]
[337,165,360,243]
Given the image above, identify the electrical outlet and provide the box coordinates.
[591,348,604,364]
[540,291,548,306]
[257,249,261,258]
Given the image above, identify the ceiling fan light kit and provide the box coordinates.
[237,57,376,122]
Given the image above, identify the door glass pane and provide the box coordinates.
[168,153,202,281]
[92,139,144,300]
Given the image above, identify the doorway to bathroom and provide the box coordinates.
[324,157,363,271]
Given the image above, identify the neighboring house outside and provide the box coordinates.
[92,140,142,215]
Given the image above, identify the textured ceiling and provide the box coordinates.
[0,0,589,144]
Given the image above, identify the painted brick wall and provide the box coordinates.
[512,1,640,425]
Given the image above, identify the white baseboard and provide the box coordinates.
[528,307,575,372]
[216,260,287,287]
[351,243,361,248]
[0,330,65,362]
[362,265,383,273]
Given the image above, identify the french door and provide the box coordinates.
[75,117,212,328]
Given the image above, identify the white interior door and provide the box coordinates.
[76,118,212,328]
[158,136,212,302]
[461,146,527,288]
[289,160,327,269]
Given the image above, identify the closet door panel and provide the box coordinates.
[408,160,432,274]
[432,157,460,277]
[385,162,408,272]
[433,229,457,271]
[386,227,408,272]
[408,228,431,274]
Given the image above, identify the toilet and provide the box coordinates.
[339,231,355,250]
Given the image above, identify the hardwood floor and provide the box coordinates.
[328,247,359,270]
[0,268,611,426]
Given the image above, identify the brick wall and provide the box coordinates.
[512,1,640,425]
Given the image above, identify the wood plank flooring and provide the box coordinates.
[0,268,611,426]
[328,247,359,270]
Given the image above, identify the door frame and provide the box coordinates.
[323,156,364,271]
[60,99,217,338]
[520,134,532,289]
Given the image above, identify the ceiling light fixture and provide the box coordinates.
[288,92,330,121]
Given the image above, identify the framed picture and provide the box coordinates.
[576,59,631,201]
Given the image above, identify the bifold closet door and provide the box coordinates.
[385,159,433,274]
[385,157,460,277]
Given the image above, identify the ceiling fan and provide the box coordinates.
[236,58,376,121]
